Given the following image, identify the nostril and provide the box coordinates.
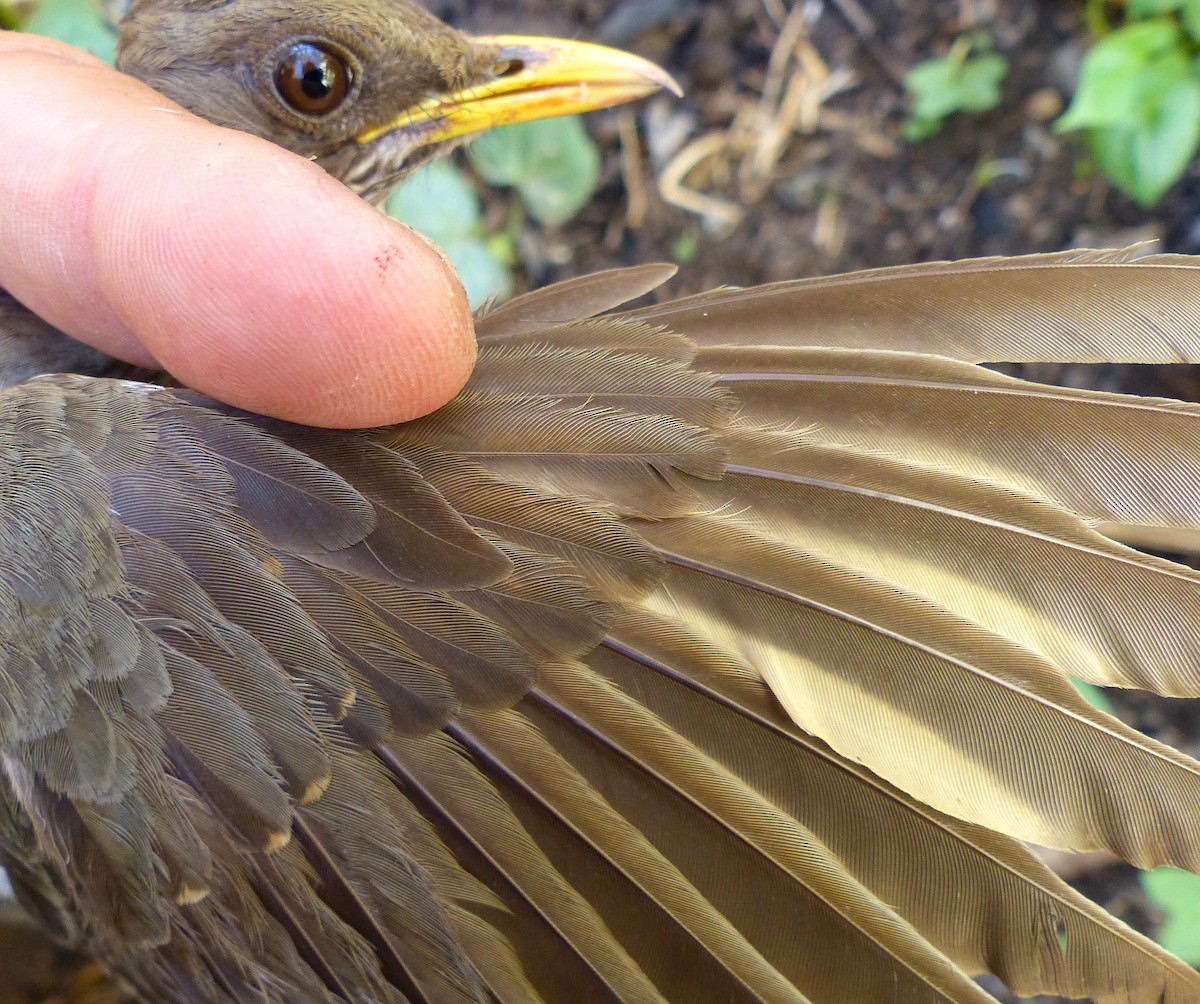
[490,58,525,78]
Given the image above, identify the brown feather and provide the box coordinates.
[630,246,1200,363]
[477,264,678,341]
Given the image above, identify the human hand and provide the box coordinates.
[0,32,474,428]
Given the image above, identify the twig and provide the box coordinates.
[659,132,745,230]
[617,109,650,231]
[759,0,789,30]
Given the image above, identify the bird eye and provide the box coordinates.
[273,42,353,117]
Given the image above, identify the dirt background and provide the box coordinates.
[432,0,1199,291]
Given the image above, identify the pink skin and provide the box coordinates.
[0,33,475,428]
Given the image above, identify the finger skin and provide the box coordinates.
[0,34,474,427]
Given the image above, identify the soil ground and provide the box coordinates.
[434,0,1196,290]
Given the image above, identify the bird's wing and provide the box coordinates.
[5,252,1200,1002]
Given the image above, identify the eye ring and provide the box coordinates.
[273,41,354,117]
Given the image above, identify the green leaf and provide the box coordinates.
[23,0,117,63]
[907,53,1006,120]
[1086,73,1200,204]
[671,229,700,265]
[1129,0,1185,15]
[1057,11,1200,204]
[385,160,513,308]
[901,115,945,142]
[1058,19,1187,131]
[468,116,601,227]
[1142,867,1200,963]
[1127,0,1200,35]
[1070,679,1116,715]
[385,159,482,242]
[902,40,1007,140]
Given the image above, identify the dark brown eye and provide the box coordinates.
[273,42,352,116]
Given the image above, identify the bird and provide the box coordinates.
[7,1,1200,1002]
[115,0,681,203]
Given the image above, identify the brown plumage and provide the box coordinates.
[6,2,1200,1003]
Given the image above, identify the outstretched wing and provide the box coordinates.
[5,252,1200,1003]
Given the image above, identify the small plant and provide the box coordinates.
[388,116,606,307]
[21,0,116,61]
[1058,1,1200,206]
[467,115,602,227]
[902,35,1008,141]
[1141,867,1200,964]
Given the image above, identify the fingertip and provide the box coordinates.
[0,39,475,428]
[269,218,479,429]
[91,129,476,427]
[0,29,110,67]
[333,227,477,429]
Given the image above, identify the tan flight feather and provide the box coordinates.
[455,705,811,1004]
[600,612,1200,1003]
[477,264,679,341]
[630,246,1200,363]
[522,664,998,1004]
[702,345,1200,531]
[382,730,673,1004]
[717,429,1200,695]
[633,511,1200,866]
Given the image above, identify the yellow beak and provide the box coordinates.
[357,35,681,147]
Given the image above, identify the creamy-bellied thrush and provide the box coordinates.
[6,3,1200,1003]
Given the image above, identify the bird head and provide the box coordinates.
[116,0,679,202]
